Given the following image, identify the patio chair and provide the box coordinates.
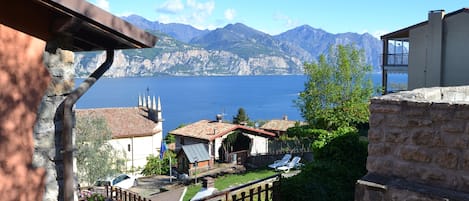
[276,156,302,172]
[268,154,291,169]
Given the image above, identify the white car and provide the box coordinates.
[94,174,138,189]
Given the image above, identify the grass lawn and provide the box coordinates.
[183,169,277,201]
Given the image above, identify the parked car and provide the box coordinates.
[94,174,138,189]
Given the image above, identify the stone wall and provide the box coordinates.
[356,86,469,201]
[33,46,75,201]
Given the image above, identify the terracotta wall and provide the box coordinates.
[0,24,50,201]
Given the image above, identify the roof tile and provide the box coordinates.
[170,120,275,140]
[75,107,160,139]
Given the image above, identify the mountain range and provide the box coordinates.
[74,15,382,77]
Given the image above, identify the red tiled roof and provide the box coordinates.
[169,120,275,141]
[260,119,305,132]
[75,107,160,139]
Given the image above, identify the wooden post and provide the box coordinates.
[272,181,281,201]
[257,186,262,201]
[264,184,269,201]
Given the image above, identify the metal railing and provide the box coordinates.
[383,53,409,66]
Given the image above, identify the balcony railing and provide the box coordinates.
[385,53,408,66]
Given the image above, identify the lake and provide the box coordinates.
[76,73,407,134]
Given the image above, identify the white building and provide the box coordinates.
[75,96,163,172]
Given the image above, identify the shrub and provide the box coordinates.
[280,131,368,201]
[141,151,176,176]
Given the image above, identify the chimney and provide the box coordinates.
[138,94,142,107]
[426,9,445,87]
[147,96,151,109]
[216,114,223,123]
[157,96,163,122]
[148,96,157,121]
[202,177,214,189]
[142,95,147,108]
[283,115,288,120]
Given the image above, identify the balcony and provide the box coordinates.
[381,35,409,94]
[383,53,408,72]
[382,39,409,73]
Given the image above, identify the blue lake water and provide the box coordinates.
[75,73,407,135]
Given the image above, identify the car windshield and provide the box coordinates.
[112,174,130,185]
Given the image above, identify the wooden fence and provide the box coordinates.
[81,186,151,201]
[198,174,281,201]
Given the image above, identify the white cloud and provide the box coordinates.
[187,0,215,15]
[224,8,236,21]
[157,0,184,14]
[273,12,298,29]
[154,0,217,30]
[96,0,110,11]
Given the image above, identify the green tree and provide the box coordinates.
[141,151,176,176]
[164,133,176,144]
[232,107,250,125]
[75,116,126,185]
[295,44,373,130]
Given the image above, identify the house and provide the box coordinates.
[381,8,469,94]
[169,116,276,166]
[260,116,306,137]
[75,96,163,172]
[177,143,211,176]
[0,0,156,200]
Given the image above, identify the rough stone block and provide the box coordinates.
[418,166,446,182]
[393,161,415,178]
[455,109,469,120]
[404,107,428,118]
[435,149,459,169]
[407,119,433,127]
[442,133,468,149]
[370,103,402,113]
[462,150,469,170]
[399,146,431,163]
[385,128,409,144]
[369,113,385,127]
[411,129,434,146]
[369,143,388,156]
[430,109,454,121]
[441,120,465,133]
[386,114,408,128]
[367,157,393,175]
[59,50,74,64]
[368,128,383,143]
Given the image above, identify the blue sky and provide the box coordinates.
[87,0,466,37]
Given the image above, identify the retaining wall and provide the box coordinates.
[356,86,469,201]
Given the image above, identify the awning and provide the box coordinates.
[0,0,157,51]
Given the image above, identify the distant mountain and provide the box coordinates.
[274,25,381,67]
[190,23,312,61]
[121,15,209,43]
[75,15,382,77]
